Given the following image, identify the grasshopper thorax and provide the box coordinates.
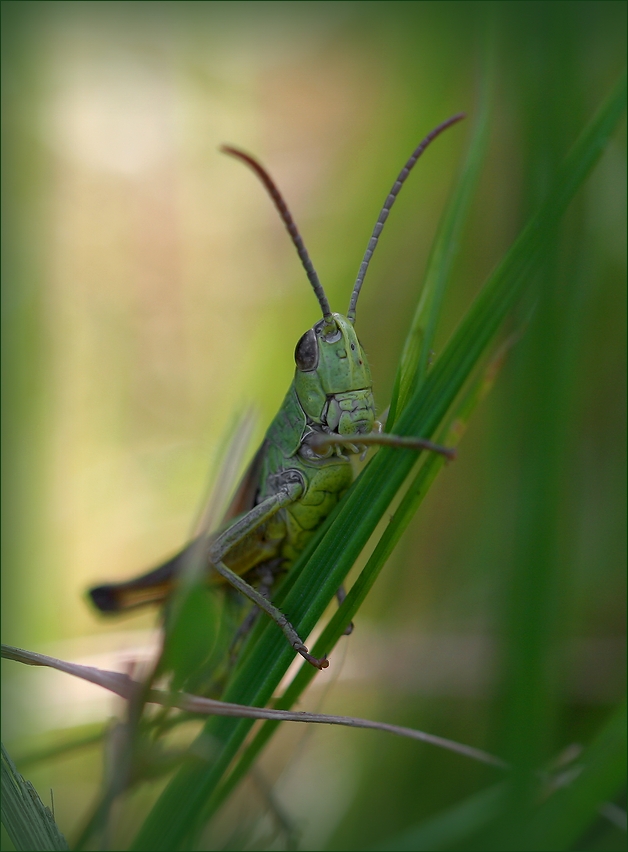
[294,313,375,436]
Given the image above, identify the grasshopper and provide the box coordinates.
[89,113,464,670]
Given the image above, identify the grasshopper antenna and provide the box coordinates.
[220,145,333,324]
[347,112,466,323]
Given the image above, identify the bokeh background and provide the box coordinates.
[2,2,625,849]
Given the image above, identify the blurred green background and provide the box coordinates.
[1,2,625,849]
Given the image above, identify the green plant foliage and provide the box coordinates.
[1,743,69,851]
[518,702,627,851]
[131,59,626,852]
[2,3,625,850]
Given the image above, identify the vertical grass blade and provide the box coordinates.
[389,49,493,426]
[522,702,627,851]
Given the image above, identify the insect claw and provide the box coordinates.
[297,645,329,669]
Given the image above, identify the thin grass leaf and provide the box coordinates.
[129,71,626,851]
[373,705,627,852]
[375,783,506,851]
[0,643,503,768]
[519,702,627,851]
[13,727,104,770]
[388,47,493,426]
[189,409,257,540]
[1,743,69,851]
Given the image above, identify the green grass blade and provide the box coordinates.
[1,743,69,851]
[374,704,626,852]
[129,70,626,852]
[389,50,493,426]
[404,73,626,456]
[375,783,506,851]
[14,727,105,769]
[521,702,627,851]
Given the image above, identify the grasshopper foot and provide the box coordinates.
[296,645,329,670]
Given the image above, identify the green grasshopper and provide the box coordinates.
[89,113,464,670]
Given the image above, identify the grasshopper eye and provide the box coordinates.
[295,329,319,371]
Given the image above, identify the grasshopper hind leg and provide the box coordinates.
[228,571,353,669]
[228,561,282,666]
[211,556,329,670]
[209,477,329,670]
[88,542,206,613]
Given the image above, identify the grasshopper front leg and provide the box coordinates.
[310,431,456,461]
[208,474,329,670]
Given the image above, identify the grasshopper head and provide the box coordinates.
[294,313,375,436]
[221,115,465,437]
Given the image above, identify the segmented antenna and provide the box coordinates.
[220,145,333,323]
[347,113,466,322]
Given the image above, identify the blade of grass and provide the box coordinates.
[521,702,627,850]
[0,644,504,768]
[129,70,626,851]
[375,783,506,851]
[13,727,105,769]
[1,743,69,851]
[367,703,625,851]
[388,45,493,427]
[484,45,626,852]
